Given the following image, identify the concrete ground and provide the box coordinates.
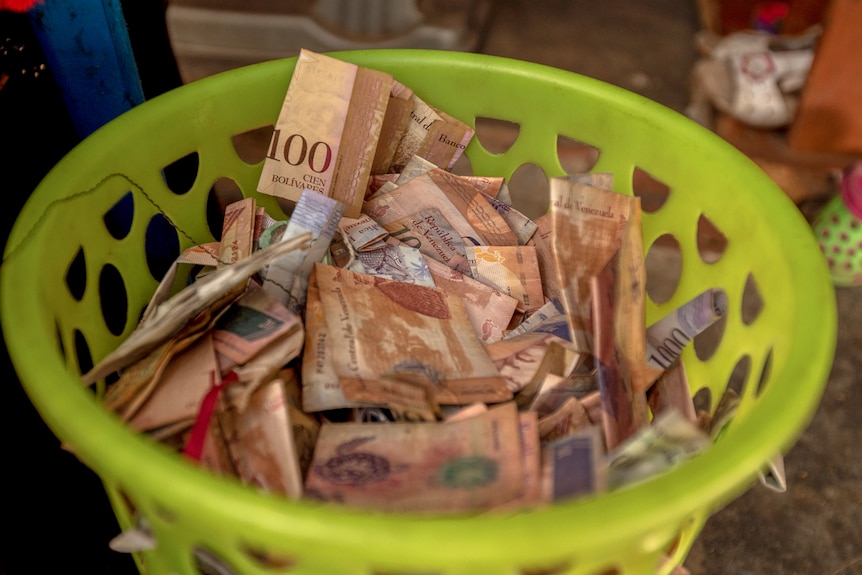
[2,1,859,574]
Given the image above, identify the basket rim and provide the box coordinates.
[1,49,837,563]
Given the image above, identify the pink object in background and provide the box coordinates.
[813,162,862,287]
[0,0,42,12]
[841,162,862,220]
[754,2,790,34]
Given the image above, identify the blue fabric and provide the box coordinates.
[29,0,144,138]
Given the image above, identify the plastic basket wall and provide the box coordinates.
[1,50,836,575]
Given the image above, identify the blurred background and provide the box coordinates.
[1,0,860,574]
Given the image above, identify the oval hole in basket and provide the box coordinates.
[727,354,752,395]
[632,167,670,213]
[232,124,274,165]
[519,559,574,575]
[693,312,727,361]
[73,329,93,375]
[741,273,764,325]
[206,177,245,241]
[55,321,66,362]
[145,214,180,282]
[241,544,296,571]
[450,151,473,176]
[756,347,773,396]
[696,213,728,264]
[557,135,601,176]
[162,151,199,195]
[104,371,120,387]
[507,162,549,220]
[99,264,128,336]
[115,488,137,514]
[664,531,682,558]
[193,547,237,575]
[474,117,520,154]
[65,247,87,301]
[645,234,682,304]
[103,191,134,240]
[692,387,712,413]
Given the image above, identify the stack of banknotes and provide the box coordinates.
[84,49,749,519]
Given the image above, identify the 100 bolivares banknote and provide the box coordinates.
[88,49,738,520]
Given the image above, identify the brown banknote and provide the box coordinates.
[227,323,306,414]
[192,415,237,477]
[219,378,306,498]
[613,201,664,392]
[337,214,388,252]
[646,360,697,423]
[340,377,440,422]
[256,49,393,218]
[526,213,562,304]
[346,237,437,287]
[415,108,474,171]
[363,175,485,269]
[591,249,650,451]
[549,177,635,353]
[530,370,587,417]
[253,206,276,252]
[424,256,519,344]
[211,283,303,367]
[488,410,542,512]
[481,192,538,246]
[365,171,514,251]
[218,197,256,268]
[303,402,524,513]
[395,156,505,203]
[442,402,489,423]
[366,173,399,200]
[580,391,603,426]
[385,206,473,275]
[515,336,583,410]
[484,332,574,396]
[466,245,544,314]
[537,396,591,443]
[81,232,313,386]
[127,333,220,432]
[503,298,567,340]
[300,266,371,412]
[139,241,222,326]
[314,263,512,405]
[389,95,473,172]
[279,367,322,479]
[105,297,235,421]
[371,94,413,175]
[426,169,517,247]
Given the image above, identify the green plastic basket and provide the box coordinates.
[1,50,836,575]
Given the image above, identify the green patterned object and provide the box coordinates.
[0,50,836,575]
[813,162,862,287]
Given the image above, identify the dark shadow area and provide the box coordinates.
[0,5,179,574]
